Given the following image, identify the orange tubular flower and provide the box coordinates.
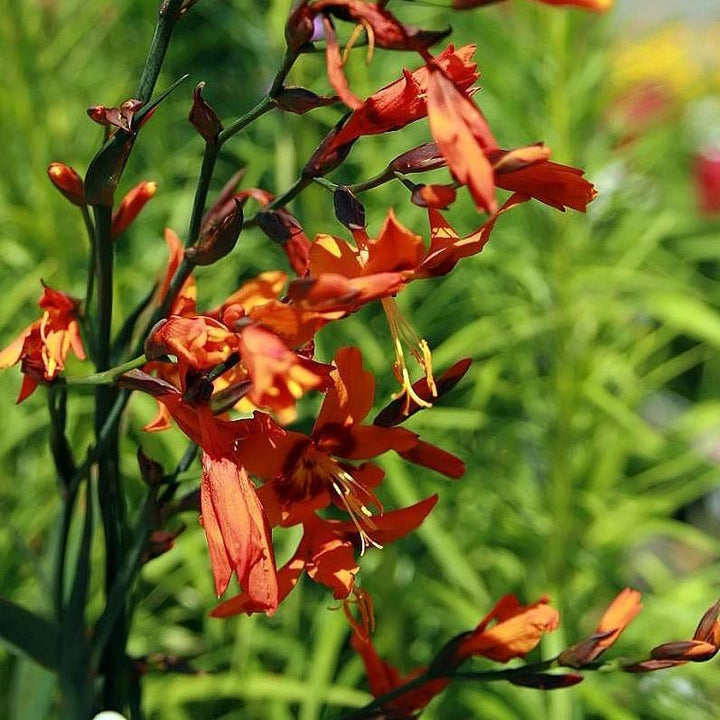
[559,588,642,668]
[454,594,560,663]
[0,286,86,402]
[238,347,464,550]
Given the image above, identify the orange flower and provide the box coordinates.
[345,590,450,718]
[145,315,238,370]
[211,495,438,617]
[128,372,281,610]
[238,347,463,548]
[238,324,330,424]
[0,286,86,402]
[157,228,197,317]
[309,0,450,109]
[455,594,560,663]
[426,66,499,214]
[112,180,157,238]
[324,45,478,154]
[559,588,642,667]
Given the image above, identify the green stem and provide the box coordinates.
[218,96,276,146]
[81,204,96,314]
[135,0,186,104]
[185,142,220,248]
[65,355,147,387]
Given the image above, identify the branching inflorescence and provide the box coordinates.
[0,0,716,718]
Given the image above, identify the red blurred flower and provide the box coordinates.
[695,148,720,217]
[0,286,86,402]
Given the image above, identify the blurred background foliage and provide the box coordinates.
[1,0,720,718]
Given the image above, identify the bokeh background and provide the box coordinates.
[2,1,720,718]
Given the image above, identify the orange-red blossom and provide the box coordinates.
[346,591,560,718]
[0,286,86,402]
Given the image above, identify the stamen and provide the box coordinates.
[381,297,437,414]
[342,24,365,65]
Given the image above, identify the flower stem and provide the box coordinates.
[65,355,147,387]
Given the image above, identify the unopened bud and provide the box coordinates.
[303,114,356,178]
[275,88,337,115]
[112,180,157,237]
[390,142,446,175]
[509,673,584,690]
[334,187,365,230]
[47,163,85,206]
[185,198,243,266]
[285,0,315,51]
[137,447,165,487]
[189,82,223,143]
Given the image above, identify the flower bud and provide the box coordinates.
[285,0,315,51]
[333,186,365,230]
[47,163,86,206]
[303,114,356,178]
[275,88,337,115]
[112,181,157,237]
[184,198,243,266]
[189,82,223,143]
[137,447,165,487]
[389,142,446,175]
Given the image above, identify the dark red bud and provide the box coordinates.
[509,673,584,690]
[390,142,446,175]
[334,186,365,230]
[274,87,337,115]
[303,114,356,178]
[285,1,315,51]
[137,447,165,487]
[47,163,85,206]
[189,82,223,143]
[185,198,243,266]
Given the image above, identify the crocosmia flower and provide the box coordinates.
[0,286,86,402]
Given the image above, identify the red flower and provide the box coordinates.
[0,286,86,402]
[129,373,281,612]
[695,148,720,217]
[345,590,450,719]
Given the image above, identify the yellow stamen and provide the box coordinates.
[381,297,437,414]
[341,21,375,66]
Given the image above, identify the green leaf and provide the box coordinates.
[0,598,59,671]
